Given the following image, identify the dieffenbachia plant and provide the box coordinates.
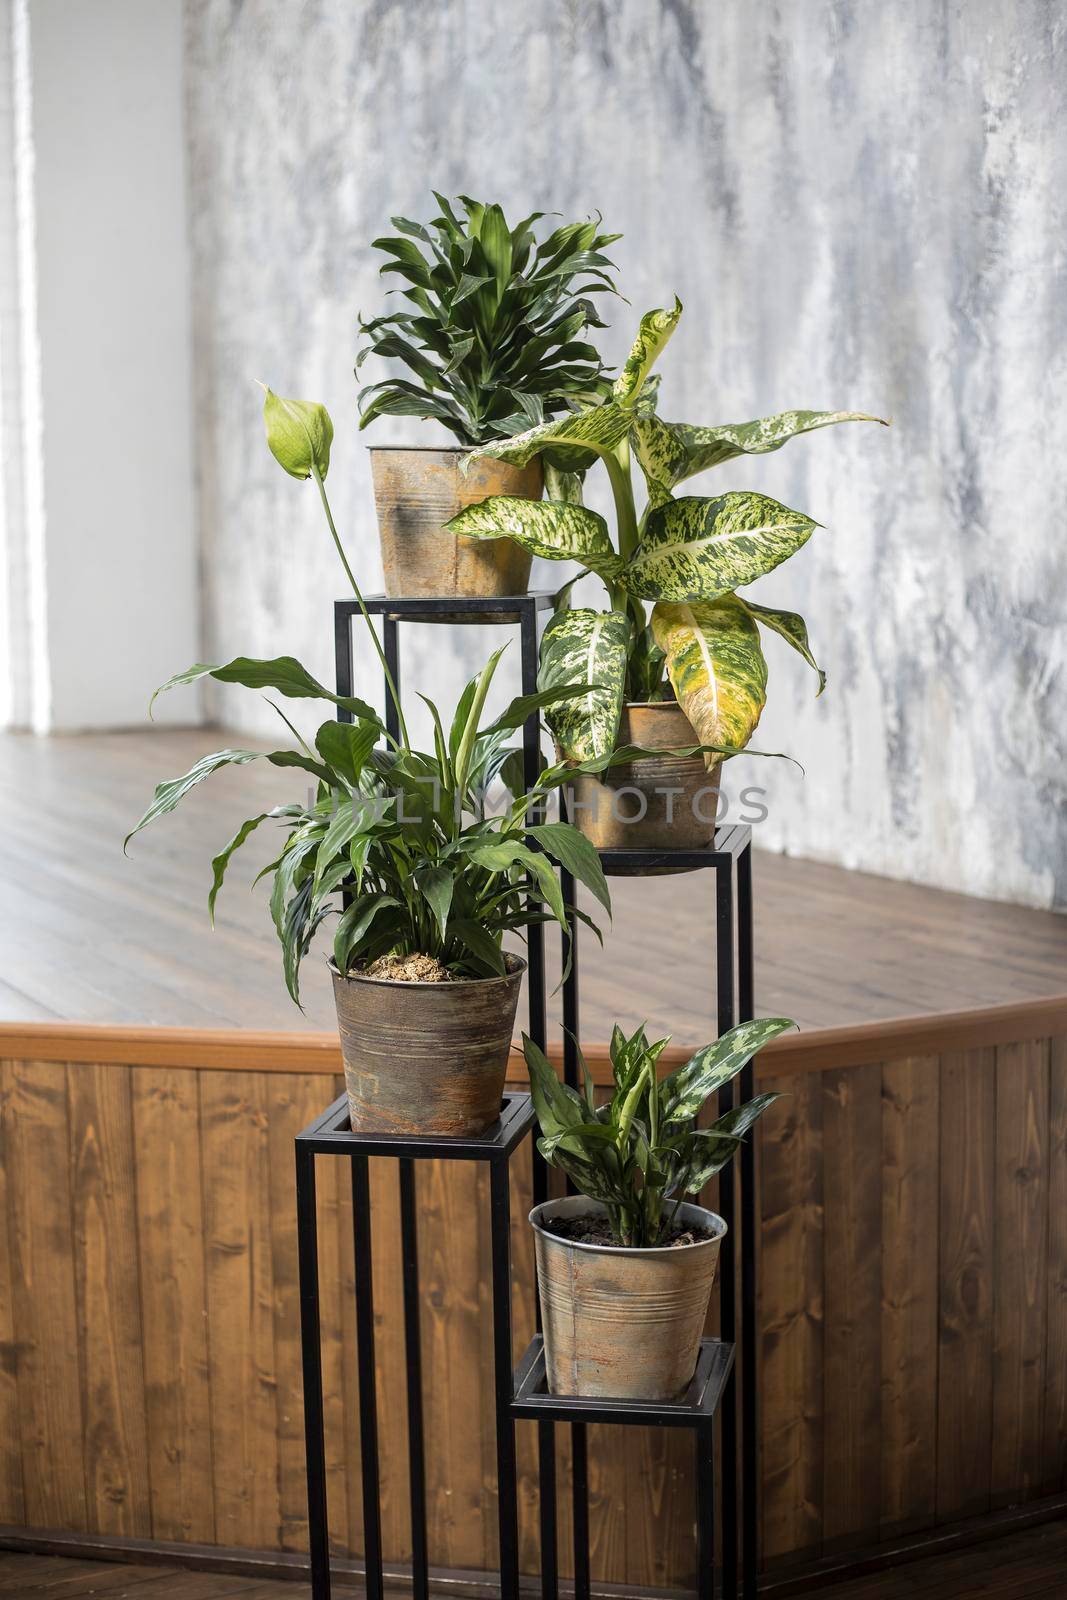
[125,390,613,1003]
[446,299,886,767]
[524,1016,795,1247]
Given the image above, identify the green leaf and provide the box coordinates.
[463,400,631,470]
[453,645,506,801]
[636,408,887,494]
[526,822,611,915]
[315,718,381,784]
[208,813,268,922]
[740,599,827,695]
[149,654,379,724]
[661,1018,796,1125]
[612,299,682,405]
[313,796,391,895]
[708,1091,783,1143]
[333,893,402,976]
[125,749,271,850]
[415,864,454,940]
[445,497,623,579]
[626,493,818,602]
[652,598,768,764]
[448,918,507,975]
[261,388,333,480]
[537,608,632,764]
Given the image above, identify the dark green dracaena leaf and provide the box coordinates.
[739,598,827,695]
[537,608,632,764]
[625,493,818,603]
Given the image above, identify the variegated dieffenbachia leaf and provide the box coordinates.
[537,608,632,763]
[445,496,623,579]
[543,461,585,505]
[613,299,682,406]
[624,492,817,602]
[463,400,630,469]
[740,598,826,695]
[651,598,768,767]
[633,408,886,500]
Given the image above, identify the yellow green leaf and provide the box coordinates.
[652,598,767,768]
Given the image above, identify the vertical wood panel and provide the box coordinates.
[371,1159,410,1562]
[0,1065,25,1522]
[880,1055,939,1538]
[1,1059,87,1528]
[200,1072,280,1550]
[991,1039,1049,1506]
[68,1063,151,1535]
[822,1062,882,1548]
[937,1048,995,1522]
[759,1073,824,1562]
[1044,1038,1067,1492]
[131,1066,215,1544]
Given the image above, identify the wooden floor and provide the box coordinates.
[2,728,1066,1039]
[4,1513,1067,1595]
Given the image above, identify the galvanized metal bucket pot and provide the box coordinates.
[530,1194,727,1400]
[566,701,722,865]
[330,954,525,1136]
[369,446,542,601]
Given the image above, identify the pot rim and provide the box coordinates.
[529,1195,727,1258]
[328,951,526,989]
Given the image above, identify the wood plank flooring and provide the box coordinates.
[1,729,1065,1039]
[3,1511,1067,1595]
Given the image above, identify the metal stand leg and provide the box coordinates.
[716,860,738,1599]
[383,616,401,743]
[520,599,549,1208]
[297,1145,331,1600]
[352,1154,384,1600]
[490,1160,520,1600]
[399,1159,428,1600]
[538,1420,557,1600]
[696,1422,716,1600]
[737,843,758,1595]
[572,1418,590,1600]
[334,606,354,720]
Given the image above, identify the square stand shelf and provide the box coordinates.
[297,1091,537,1600]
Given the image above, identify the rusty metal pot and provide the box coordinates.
[369,446,542,602]
[530,1195,727,1399]
[330,954,525,1136]
[567,701,722,861]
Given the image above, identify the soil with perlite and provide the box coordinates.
[543,1214,712,1249]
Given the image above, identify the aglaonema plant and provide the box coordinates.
[524,1016,795,1247]
[446,299,887,768]
[356,194,621,446]
[125,389,612,1003]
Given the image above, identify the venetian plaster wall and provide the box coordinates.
[185,0,1067,909]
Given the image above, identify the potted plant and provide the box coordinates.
[356,194,621,599]
[125,390,611,1137]
[447,299,886,852]
[524,1016,794,1399]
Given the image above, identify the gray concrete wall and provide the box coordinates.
[185,0,1067,908]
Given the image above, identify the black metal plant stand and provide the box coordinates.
[296,593,759,1600]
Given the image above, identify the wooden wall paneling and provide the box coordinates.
[821,1062,882,1550]
[936,1048,995,1522]
[991,1039,1050,1506]
[130,1065,215,1545]
[199,1071,281,1550]
[758,1072,824,1564]
[0,1063,25,1523]
[1,1058,87,1529]
[1044,1037,1067,1492]
[879,1055,940,1539]
[67,1063,151,1536]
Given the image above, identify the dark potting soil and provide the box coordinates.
[543,1213,712,1249]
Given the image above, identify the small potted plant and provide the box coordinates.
[524,1016,794,1398]
[356,194,621,599]
[126,390,610,1136]
[448,300,886,852]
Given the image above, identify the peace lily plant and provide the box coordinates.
[447,299,886,785]
[126,389,612,1136]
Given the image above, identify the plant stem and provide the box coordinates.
[605,440,640,563]
[311,464,410,749]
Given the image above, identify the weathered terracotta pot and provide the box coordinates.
[369,446,542,601]
[330,954,525,1136]
[567,701,721,859]
[530,1195,727,1399]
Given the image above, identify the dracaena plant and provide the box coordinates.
[124,390,611,1003]
[356,194,621,446]
[524,1017,795,1248]
[446,299,887,768]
